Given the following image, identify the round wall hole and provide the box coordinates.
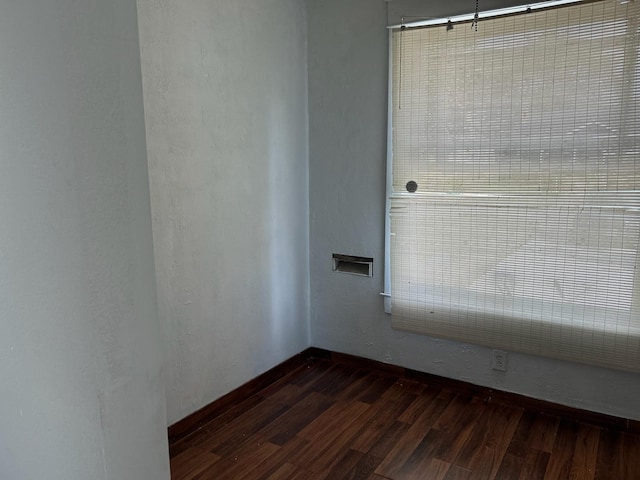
[406,180,418,193]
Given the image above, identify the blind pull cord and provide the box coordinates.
[472,0,480,31]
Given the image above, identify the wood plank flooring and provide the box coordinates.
[169,359,640,479]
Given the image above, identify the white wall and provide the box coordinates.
[0,1,169,479]
[307,0,640,420]
[137,0,310,425]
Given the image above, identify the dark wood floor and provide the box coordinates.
[169,358,640,479]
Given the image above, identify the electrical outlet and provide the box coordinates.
[492,349,508,372]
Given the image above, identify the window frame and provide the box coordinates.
[383,0,640,371]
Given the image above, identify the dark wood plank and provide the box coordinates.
[494,452,525,480]
[283,404,370,472]
[309,363,365,397]
[257,382,305,405]
[194,398,289,455]
[285,468,326,480]
[416,458,451,480]
[623,432,640,479]
[291,401,383,474]
[395,429,447,478]
[366,420,412,460]
[168,349,313,442]
[433,396,486,463]
[350,391,417,454]
[288,360,333,388]
[170,447,221,480]
[257,391,334,445]
[264,462,298,480]
[297,399,370,442]
[374,390,455,478]
[494,411,551,479]
[366,475,391,480]
[453,401,523,479]
[330,351,405,377]
[568,423,599,480]
[353,374,398,404]
[595,428,625,480]
[241,436,309,480]
[505,411,539,457]
[191,441,279,480]
[395,429,451,480]
[443,465,473,480]
[322,449,364,480]
[167,351,640,480]
[529,413,561,453]
[332,369,372,401]
[544,419,579,479]
[405,366,636,434]
[381,378,427,399]
[519,449,550,480]
[340,453,382,480]
[177,394,265,448]
[397,386,440,424]
[432,394,475,433]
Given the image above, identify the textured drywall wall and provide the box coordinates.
[307,0,640,420]
[137,0,310,425]
[0,1,169,479]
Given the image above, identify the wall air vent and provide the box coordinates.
[332,254,373,277]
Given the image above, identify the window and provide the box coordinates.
[387,0,640,371]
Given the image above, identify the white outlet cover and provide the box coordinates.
[492,349,508,372]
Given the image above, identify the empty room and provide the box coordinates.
[1,0,638,479]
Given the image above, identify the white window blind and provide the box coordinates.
[389,0,640,372]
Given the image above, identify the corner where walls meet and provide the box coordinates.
[137,0,311,426]
[307,0,640,421]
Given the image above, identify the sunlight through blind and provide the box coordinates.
[389,0,640,371]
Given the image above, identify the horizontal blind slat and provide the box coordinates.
[389,0,640,372]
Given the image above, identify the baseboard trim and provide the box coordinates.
[167,348,316,443]
[168,347,639,443]
[321,349,640,434]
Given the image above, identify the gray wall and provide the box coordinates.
[307,0,640,420]
[0,1,169,479]
[137,0,310,425]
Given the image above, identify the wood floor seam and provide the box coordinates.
[169,355,640,479]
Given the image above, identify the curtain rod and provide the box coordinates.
[387,0,590,29]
